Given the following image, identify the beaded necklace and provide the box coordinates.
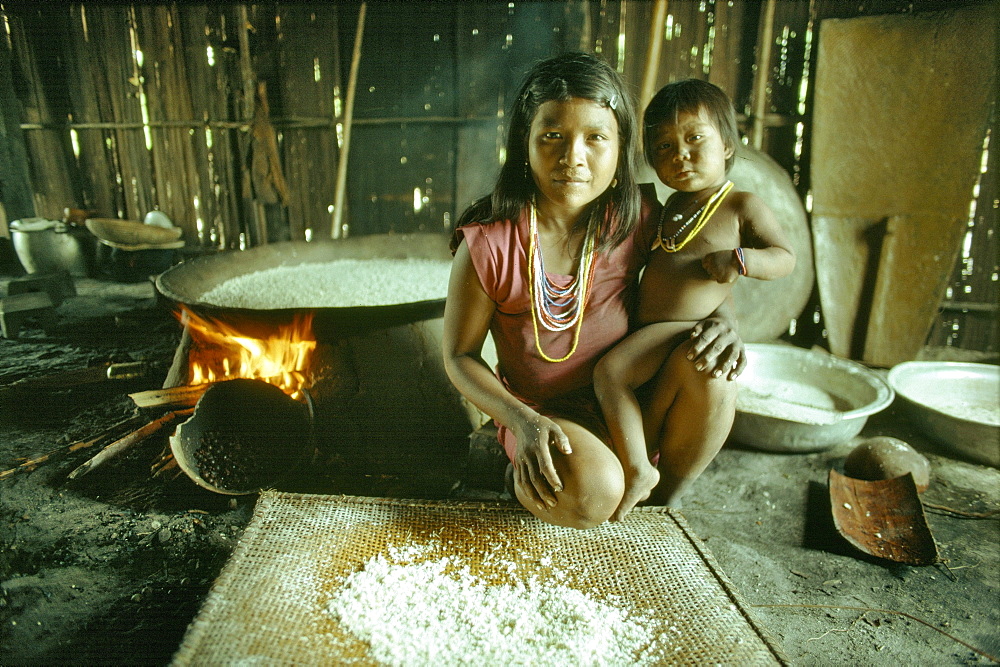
[527,202,598,363]
[651,180,734,253]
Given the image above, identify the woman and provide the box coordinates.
[442,53,743,529]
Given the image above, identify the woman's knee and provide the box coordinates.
[543,434,624,529]
[563,466,624,528]
[518,474,621,529]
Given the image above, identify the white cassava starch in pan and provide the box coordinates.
[326,543,663,666]
[198,258,453,309]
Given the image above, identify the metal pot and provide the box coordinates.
[10,218,95,277]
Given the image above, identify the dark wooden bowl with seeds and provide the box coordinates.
[169,378,312,495]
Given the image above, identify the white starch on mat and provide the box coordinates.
[198,258,452,309]
[326,548,658,666]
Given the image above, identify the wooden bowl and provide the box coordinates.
[86,217,182,246]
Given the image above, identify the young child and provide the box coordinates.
[593,79,796,519]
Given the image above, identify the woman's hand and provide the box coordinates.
[511,413,572,512]
[687,308,746,381]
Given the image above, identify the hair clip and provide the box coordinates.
[608,94,618,110]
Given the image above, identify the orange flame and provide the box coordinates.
[179,307,316,400]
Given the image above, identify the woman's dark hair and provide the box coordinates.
[643,79,739,172]
[457,52,640,251]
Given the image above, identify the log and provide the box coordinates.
[638,0,668,113]
[67,408,194,480]
[236,3,266,247]
[749,0,776,149]
[136,374,299,409]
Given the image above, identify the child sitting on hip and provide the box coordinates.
[593,79,796,519]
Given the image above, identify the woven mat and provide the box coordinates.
[172,492,786,665]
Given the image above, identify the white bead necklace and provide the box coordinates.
[651,180,734,253]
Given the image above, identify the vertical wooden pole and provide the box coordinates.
[639,0,669,114]
[0,14,36,223]
[237,4,265,248]
[331,2,366,239]
[750,0,776,150]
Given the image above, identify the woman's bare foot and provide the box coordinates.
[611,464,660,521]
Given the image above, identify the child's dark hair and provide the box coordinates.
[457,52,640,252]
[643,79,739,172]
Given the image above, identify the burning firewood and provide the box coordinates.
[131,375,309,411]
[67,408,194,480]
[129,384,211,409]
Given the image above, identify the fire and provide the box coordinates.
[179,306,316,400]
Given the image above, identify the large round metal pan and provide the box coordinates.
[155,234,453,332]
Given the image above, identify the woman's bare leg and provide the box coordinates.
[594,322,693,521]
[513,418,624,529]
[642,338,737,508]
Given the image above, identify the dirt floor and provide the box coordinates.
[1,273,998,665]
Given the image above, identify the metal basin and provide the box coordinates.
[10,218,95,277]
[887,361,999,468]
[731,344,894,452]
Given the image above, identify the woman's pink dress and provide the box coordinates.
[454,190,657,460]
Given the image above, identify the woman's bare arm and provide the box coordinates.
[442,240,570,507]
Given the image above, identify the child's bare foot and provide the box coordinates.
[611,464,660,521]
[647,472,693,509]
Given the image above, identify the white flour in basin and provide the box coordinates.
[198,258,453,309]
[737,377,843,425]
[927,399,1000,426]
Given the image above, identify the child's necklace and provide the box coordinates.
[651,180,734,253]
[527,202,598,363]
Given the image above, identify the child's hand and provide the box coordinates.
[702,250,740,283]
